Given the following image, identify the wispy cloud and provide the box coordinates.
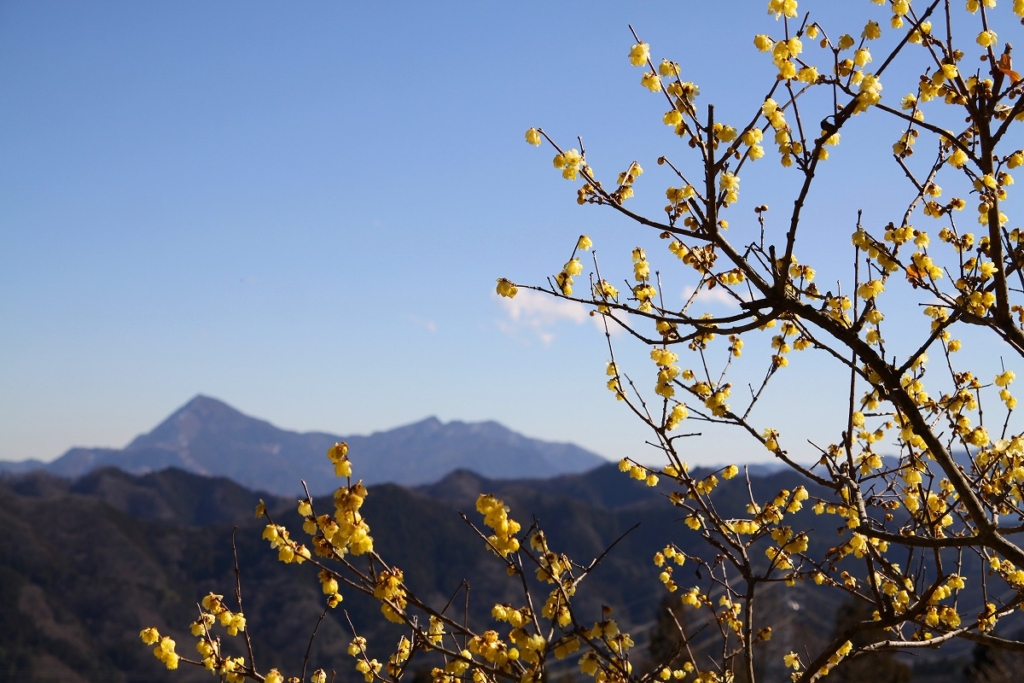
[682,285,744,308]
[496,289,590,346]
[408,315,437,333]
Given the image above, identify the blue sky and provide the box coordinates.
[2,1,1021,467]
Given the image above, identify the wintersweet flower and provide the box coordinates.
[767,0,798,19]
[796,66,818,83]
[641,71,662,92]
[634,259,650,280]
[628,42,650,67]
[525,128,541,146]
[948,148,969,168]
[658,59,680,77]
[665,403,688,430]
[496,278,518,298]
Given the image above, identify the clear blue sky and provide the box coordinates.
[2,2,1020,466]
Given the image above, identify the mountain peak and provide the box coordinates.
[126,395,273,452]
[182,394,234,412]
[7,397,608,494]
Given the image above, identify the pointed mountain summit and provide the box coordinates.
[5,396,606,495]
[128,394,267,451]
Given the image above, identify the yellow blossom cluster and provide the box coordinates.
[612,161,643,204]
[762,98,800,167]
[385,636,411,679]
[606,361,625,401]
[468,629,519,670]
[329,477,374,555]
[328,440,352,478]
[618,457,660,488]
[653,545,686,592]
[552,147,585,182]
[139,628,179,670]
[262,523,311,564]
[374,567,408,623]
[476,493,522,556]
[199,593,246,637]
[348,636,383,683]
[277,445,375,569]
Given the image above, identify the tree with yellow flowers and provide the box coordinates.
[143,1,1024,682]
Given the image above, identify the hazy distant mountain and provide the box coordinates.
[0,395,607,495]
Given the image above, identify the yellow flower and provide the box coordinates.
[525,128,541,146]
[948,148,969,168]
[576,235,592,251]
[496,278,518,298]
[634,259,650,281]
[857,279,884,300]
[796,66,818,83]
[140,627,160,645]
[629,42,650,67]
[977,30,997,48]
[753,34,773,52]
[658,59,680,77]
[348,637,367,656]
[666,403,688,430]
[767,0,798,19]
[641,71,662,92]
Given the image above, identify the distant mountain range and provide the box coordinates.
[0,396,607,495]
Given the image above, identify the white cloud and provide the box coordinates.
[408,315,437,333]
[682,285,744,308]
[496,289,591,346]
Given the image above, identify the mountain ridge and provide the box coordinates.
[0,395,607,495]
